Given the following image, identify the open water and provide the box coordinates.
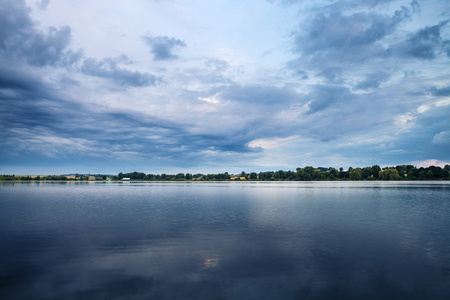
[0,181,449,299]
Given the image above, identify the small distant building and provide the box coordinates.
[121,178,131,181]
[88,176,96,181]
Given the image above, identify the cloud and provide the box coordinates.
[1,1,155,89]
[0,0,33,42]
[198,97,219,104]
[0,0,80,67]
[409,159,449,168]
[0,68,85,140]
[317,67,343,83]
[217,84,301,105]
[0,66,49,97]
[305,85,355,114]
[143,35,186,61]
[270,0,394,8]
[443,40,450,58]
[81,56,158,87]
[247,136,299,150]
[293,8,410,63]
[432,131,450,145]
[205,58,229,72]
[390,20,450,60]
[22,26,74,66]
[0,75,252,165]
[409,0,421,13]
[1,0,450,173]
[430,86,450,97]
[287,2,418,89]
[355,72,391,90]
[36,0,50,10]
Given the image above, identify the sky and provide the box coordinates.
[1,0,449,175]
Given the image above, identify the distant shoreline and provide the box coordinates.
[2,180,450,182]
[2,164,449,181]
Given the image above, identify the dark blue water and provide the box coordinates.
[1,181,449,299]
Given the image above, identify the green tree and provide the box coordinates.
[303,166,315,180]
[349,168,362,180]
[395,165,407,178]
[379,168,401,180]
[328,168,339,180]
[418,170,427,180]
[371,165,381,178]
[361,167,373,179]
[407,171,416,180]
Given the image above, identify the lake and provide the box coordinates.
[1,181,449,299]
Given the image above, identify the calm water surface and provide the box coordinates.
[1,181,449,299]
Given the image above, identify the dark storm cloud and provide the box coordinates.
[0,74,250,161]
[0,0,80,67]
[0,62,166,160]
[143,35,186,61]
[81,56,159,87]
[0,67,47,96]
[1,95,184,160]
[390,20,450,60]
[1,100,71,139]
[87,111,254,156]
[0,68,84,137]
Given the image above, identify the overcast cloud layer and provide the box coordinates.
[1,0,449,174]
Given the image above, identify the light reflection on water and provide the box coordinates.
[1,181,449,299]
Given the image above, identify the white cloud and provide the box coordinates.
[198,96,220,104]
[247,136,300,150]
[410,159,449,168]
[418,98,450,114]
[394,113,416,130]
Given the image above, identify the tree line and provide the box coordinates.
[114,164,450,181]
[2,164,449,181]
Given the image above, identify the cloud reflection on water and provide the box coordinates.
[1,182,449,299]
